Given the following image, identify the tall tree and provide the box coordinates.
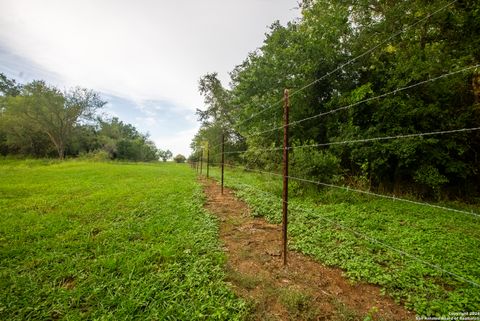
[4,82,105,159]
[193,0,480,198]
[158,149,172,162]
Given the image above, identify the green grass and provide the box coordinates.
[0,160,246,320]
[207,165,480,316]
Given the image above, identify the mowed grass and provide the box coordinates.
[0,160,246,320]
[207,166,480,316]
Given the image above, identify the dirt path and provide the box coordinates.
[201,178,414,321]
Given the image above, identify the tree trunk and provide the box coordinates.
[45,131,64,160]
[57,145,65,160]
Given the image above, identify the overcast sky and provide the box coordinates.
[0,0,300,157]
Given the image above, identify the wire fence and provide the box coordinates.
[205,163,480,289]
[190,0,480,304]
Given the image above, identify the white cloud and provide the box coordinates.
[0,0,299,107]
[153,127,200,158]
[0,0,300,155]
[135,116,158,127]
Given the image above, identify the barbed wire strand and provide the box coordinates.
[205,0,459,147]
[205,167,480,287]
[286,127,480,150]
[208,126,480,156]
[208,162,283,177]
[287,0,459,100]
[286,175,480,218]
[243,64,480,138]
[205,162,480,218]
[290,204,480,288]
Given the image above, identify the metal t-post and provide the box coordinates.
[221,134,225,195]
[282,88,289,267]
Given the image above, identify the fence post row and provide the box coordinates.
[282,88,289,267]
[205,92,289,265]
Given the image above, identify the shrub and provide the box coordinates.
[174,154,186,163]
[290,140,342,187]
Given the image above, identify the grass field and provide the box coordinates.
[0,160,246,320]
[207,165,480,316]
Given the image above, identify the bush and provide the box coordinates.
[173,154,186,163]
[414,165,449,199]
[290,140,342,187]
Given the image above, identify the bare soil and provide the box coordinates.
[201,178,415,321]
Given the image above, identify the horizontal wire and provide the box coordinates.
[207,165,480,287]
[249,127,480,152]
[195,0,458,154]
[205,126,480,165]
[205,164,480,218]
[210,147,284,158]
[217,176,283,200]
[289,127,480,149]
[203,62,478,154]
[286,175,480,218]
[234,102,283,131]
[290,204,480,288]
[249,0,458,123]
[289,64,480,128]
[243,64,480,138]
[287,0,458,100]
[208,162,283,178]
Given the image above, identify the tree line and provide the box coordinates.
[0,74,176,162]
[192,0,480,200]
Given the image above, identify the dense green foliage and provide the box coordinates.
[193,0,480,199]
[174,154,187,163]
[0,75,164,161]
[207,165,480,316]
[0,160,246,320]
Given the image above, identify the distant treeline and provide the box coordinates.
[192,0,480,199]
[0,74,172,162]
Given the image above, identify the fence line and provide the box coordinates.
[205,162,479,219]
[198,0,459,152]
[290,204,480,288]
[286,175,480,219]
[203,63,479,161]
[287,0,459,100]
[208,126,480,156]
[238,64,480,139]
[205,165,480,288]
[190,0,480,293]
[285,127,480,150]
[207,168,282,200]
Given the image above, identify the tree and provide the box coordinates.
[192,73,247,166]
[0,73,21,97]
[4,81,105,159]
[97,117,159,161]
[173,154,186,163]
[191,0,480,199]
[158,149,172,162]
[0,75,164,161]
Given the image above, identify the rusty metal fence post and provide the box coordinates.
[282,88,289,267]
[200,148,203,175]
[206,146,210,178]
[221,133,225,195]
